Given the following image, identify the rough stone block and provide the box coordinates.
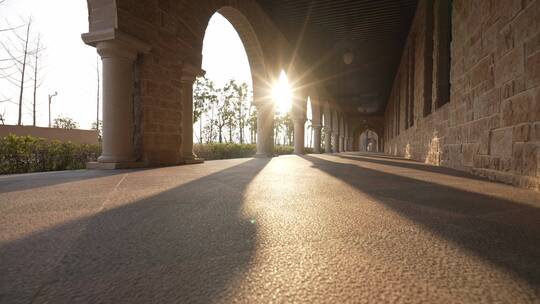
[531,122,540,141]
[472,56,493,87]
[463,143,479,167]
[495,46,524,86]
[501,92,533,126]
[513,123,531,142]
[535,87,540,121]
[512,142,524,173]
[525,32,540,57]
[523,142,539,176]
[490,127,513,158]
[479,131,490,155]
[526,50,540,88]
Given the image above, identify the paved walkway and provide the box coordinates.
[1,153,539,303]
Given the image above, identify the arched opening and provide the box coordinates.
[305,96,313,148]
[194,7,273,157]
[358,129,380,152]
[195,12,254,145]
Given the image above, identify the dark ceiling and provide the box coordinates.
[256,0,418,115]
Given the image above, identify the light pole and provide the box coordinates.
[48,91,57,128]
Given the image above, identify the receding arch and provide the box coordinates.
[215,7,269,104]
[357,129,380,152]
[197,6,274,156]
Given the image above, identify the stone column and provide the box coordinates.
[313,125,322,153]
[255,101,274,157]
[180,64,204,164]
[332,132,339,153]
[339,136,344,152]
[324,128,332,153]
[82,30,150,169]
[293,118,305,154]
[95,41,137,164]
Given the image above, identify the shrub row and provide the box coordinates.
[0,135,316,174]
[194,143,315,160]
[194,143,257,160]
[0,134,101,174]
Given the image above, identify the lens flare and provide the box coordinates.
[272,70,292,114]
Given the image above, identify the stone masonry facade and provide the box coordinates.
[384,0,540,190]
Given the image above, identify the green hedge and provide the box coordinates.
[0,134,101,174]
[194,143,257,160]
[193,143,314,160]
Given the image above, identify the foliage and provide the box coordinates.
[53,116,79,129]
[0,134,100,174]
[194,143,256,160]
[193,77,218,124]
[194,77,256,144]
[193,143,314,160]
[91,120,102,141]
[273,144,293,155]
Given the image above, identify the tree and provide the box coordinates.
[53,117,79,129]
[233,81,249,144]
[222,80,239,143]
[193,77,218,143]
[91,120,102,141]
[247,102,257,144]
[1,17,42,126]
[31,33,44,126]
[215,92,233,144]
[0,108,6,125]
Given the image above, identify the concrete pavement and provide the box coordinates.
[1,153,539,303]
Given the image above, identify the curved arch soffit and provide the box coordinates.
[354,126,380,138]
[214,7,269,104]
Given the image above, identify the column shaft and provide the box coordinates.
[325,129,332,153]
[256,102,274,157]
[313,126,322,153]
[332,132,339,153]
[293,119,305,154]
[181,81,195,161]
[97,41,137,163]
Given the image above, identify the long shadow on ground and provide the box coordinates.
[303,155,540,288]
[338,153,482,179]
[0,158,269,304]
[0,169,127,194]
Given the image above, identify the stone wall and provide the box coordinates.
[87,0,296,165]
[0,125,99,145]
[384,0,540,190]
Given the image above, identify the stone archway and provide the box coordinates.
[203,7,274,157]
[357,129,380,152]
[83,0,292,167]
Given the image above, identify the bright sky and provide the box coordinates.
[0,5,255,129]
[0,3,311,144]
[0,0,96,129]
[202,13,252,89]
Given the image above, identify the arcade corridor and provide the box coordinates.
[1,154,539,303]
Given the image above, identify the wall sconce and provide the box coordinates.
[343,51,354,65]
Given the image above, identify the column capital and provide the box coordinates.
[292,117,307,124]
[82,29,151,60]
[253,100,274,110]
[181,63,205,84]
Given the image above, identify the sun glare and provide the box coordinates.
[273,70,293,114]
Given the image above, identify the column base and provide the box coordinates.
[254,153,273,158]
[87,161,147,170]
[183,157,205,165]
